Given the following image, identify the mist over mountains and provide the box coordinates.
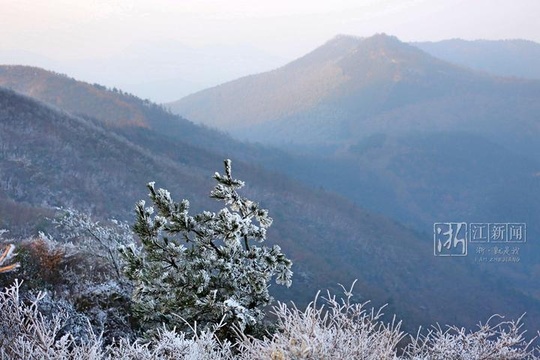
[414,38,540,80]
[1,33,540,335]
[0,42,287,103]
[169,34,540,154]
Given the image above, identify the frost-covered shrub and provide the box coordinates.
[1,229,134,344]
[237,281,405,360]
[236,283,540,359]
[107,325,235,360]
[74,280,135,344]
[403,314,537,359]
[121,159,293,339]
[51,209,136,343]
[2,233,69,292]
[0,280,233,359]
[54,208,135,283]
[0,280,104,359]
[0,278,538,359]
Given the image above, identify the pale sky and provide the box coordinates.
[2,0,539,59]
[1,0,539,101]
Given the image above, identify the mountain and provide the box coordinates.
[2,67,540,333]
[413,39,540,80]
[168,34,540,157]
[166,34,540,322]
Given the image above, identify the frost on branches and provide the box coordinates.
[121,159,293,338]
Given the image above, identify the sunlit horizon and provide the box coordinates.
[2,0,539,101]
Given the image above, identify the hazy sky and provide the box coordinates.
[1,0,539,101]
[2,0,539,59]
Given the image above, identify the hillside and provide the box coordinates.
[1,76,540,333]
[413,38,540,80]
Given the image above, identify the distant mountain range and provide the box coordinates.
[1,35,540,334]
[413,38,540,80]
[169,34,540,155]
[0,42,287,102]
[166,34,540,325]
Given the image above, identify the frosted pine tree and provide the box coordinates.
[121,160,293,339]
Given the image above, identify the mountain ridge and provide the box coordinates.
[168,34,540,150]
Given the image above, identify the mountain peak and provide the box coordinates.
[287,33,410,71]
[168,33,503,144]
[329,33,399,44]
[362,33,406,49]
[325,33,405,50]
